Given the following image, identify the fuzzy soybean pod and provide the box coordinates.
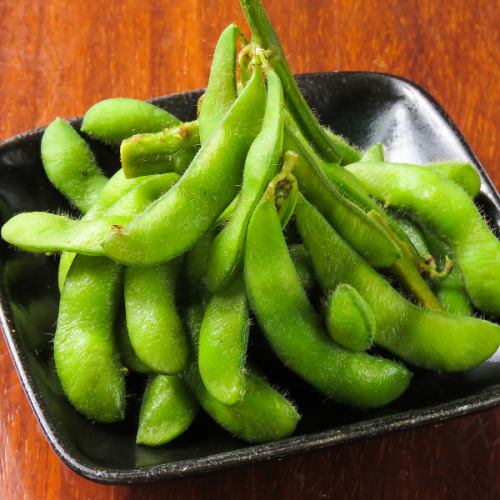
[102,66,266,266]
[326,284,375,352]
[198,24,239,144]
[289,244,315,291]
[136,374,198,446]
[283,121,401,269]
[198,276,249,405]
[427,161,481,198]
[124,260,189,374]
[295,195,500,371]
[120,121,200,178]
[206,68,284,292]
[2,173,179,256]
[240,0,360,164]
[346,161,500,317]
[244,187,411,408]
[58,169,150,289]
[54,255,125,422]
[183,305,300,444]
[41,117,108,213]
[81,98,180,145]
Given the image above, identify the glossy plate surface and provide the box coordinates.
[0,72,499,484]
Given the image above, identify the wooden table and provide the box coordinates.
[0,1,499,498]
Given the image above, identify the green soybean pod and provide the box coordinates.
[326,284,375,352]
[183,305,300,444]
[198,277,249,405]
[427,161,481,198]
[360,144,384,162]
[206,68,284,292]
[81,98,180,145]
[41,117,108,213]
[346,161,500,317]
[245,187,411,408]
[295,194,500,372]
[116,320,150,374]
[283,121,401,269]
[198,24,239,144]
[136,375,198,446]
[58,170,168,289]
[54,255,125,422]
[2,173,179,256]
[124,260,189,374]
[120,121,200,178]
[102,66,267,266]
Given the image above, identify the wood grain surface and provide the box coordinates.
[0,0,499,498]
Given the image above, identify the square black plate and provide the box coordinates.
[1,72,499,484]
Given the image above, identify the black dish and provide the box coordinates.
[0,72,499,484]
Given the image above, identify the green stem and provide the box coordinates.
[239,0,360,164]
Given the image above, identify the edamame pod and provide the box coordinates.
[198,276,249,405]
[58,169,151,289]
[206,68,284,292]
[245,187,411,408]
[2,173,179,255]
[346,161,500,317]
[54,256,125,422]
[427,161,481,198]
[120,121,200,178]
[240,0,361,164]
[81,98,180,145]
[41,117,107,213]
[183,305,300,443]
[295,194,500,371]
[199,24,239,143]
[283,122,401,269]
[103,66,267,266]
[136,375,198,446]
[326,284,375,352]
[124,260,189,374]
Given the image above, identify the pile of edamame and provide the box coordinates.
[3,0,500,446]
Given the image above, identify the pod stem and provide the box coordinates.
[239,0,355,164]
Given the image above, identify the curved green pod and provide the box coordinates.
[136,375,198,446]
[206,68,284,292]
[198,24,239,143]
[346,161,500,317]
[120,121,200,178]
[245,188,411,408]
[198,276,249,405]
[183,305,300,444]
[102,66,267,266]
[239,0,360,164]
[58,169,150,289]
[41,117,107,213]
[289,244,315,291]
[295,194,500,371]
[81,98,180,145]
[2,173,179,256]
[54,256,125,422]
[283,121,401,269]
[124,260,189,374]
[326,284,375,352]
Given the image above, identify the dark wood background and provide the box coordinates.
[0,0,499,498]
